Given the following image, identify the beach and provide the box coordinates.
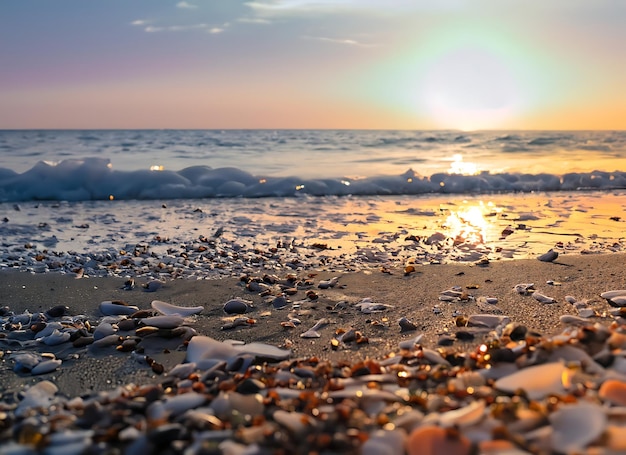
[2,249,626,453]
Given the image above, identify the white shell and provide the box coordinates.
[151,300,203,316]
[99,301,139,316]
[439,400,486,428]
[549,402,607,454]
[601,290,626,300]
[141,315,184,329]
[31,359,62,375]
[42,329,71,346]
[495,362,569,400]
[532,291,556,304]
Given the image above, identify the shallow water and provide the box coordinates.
[1,190,624,277]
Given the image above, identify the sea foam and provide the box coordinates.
[1,157,625,202]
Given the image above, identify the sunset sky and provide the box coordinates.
[0,0,624,130]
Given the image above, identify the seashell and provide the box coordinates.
[274,409,316,435]
[141,315,184,329]
[398,317,417,332]
[36,321,63,338]
[606,296,626,307]
[532,291,556,304]
[91,334,122,348]
[122,277,135,290]
[300,318,329,338]
[15,380,58,417]
[355,298,394,313]
[167,362,197,378]
[406,425,471,455]
[560,314,593,326]
[31,358,62,375]
[162,392,206,416]
[99,300,139,316]
[42,329,71,346]
[186,336,290,363]
[12,353,42,372]
[421,348,451,366]
[467,314,510,329]
[221,317,255,330]
[538,249,558,262]
[513,283,535,295]
[398,335,423,350]
[601,290,626,300]
[549,402,607,454]
[93,322,116,340]
[439,400,486,428]
[361,429,406,455]
[495,362,570,400]
[143,280,164,292]
[317,277,339,289]
[151,300,203,316]
[477,296,498,305]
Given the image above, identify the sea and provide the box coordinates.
[0,129,625,277]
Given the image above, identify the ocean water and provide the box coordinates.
[0,129,625,275]
[0,129,625,201]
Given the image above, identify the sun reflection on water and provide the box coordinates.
[449,154,479,175]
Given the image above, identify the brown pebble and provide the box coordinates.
[406,426,471,455]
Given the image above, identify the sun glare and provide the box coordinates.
[449,154,478,175]
[416,43,524,130]
[444,201,497,245]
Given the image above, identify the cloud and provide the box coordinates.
[245,0,465,16]
[131,19,148,26]
[176,1,198,9]
[301,35,377,47]
[144,23,209,33]
[237,17,272,24]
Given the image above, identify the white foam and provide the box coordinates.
[1,157,625,202]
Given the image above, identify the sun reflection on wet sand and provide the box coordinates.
[443,201,500,246]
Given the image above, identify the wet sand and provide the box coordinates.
[1,252,624,397]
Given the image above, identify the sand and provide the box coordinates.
[1,252,624,398]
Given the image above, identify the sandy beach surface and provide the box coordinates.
[1,252,626,454]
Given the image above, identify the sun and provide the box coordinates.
[420,47,522,130]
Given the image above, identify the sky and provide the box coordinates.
[0,0,624,130]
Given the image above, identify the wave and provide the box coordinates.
[0,158,625,202]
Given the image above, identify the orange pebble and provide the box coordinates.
[406,426,471,455]
[599,379,626,406]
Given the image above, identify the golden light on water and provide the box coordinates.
[150,165,164,171]
[444,201,498,245]
[449,154,479,175]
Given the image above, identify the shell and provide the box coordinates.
[538,249,558,262]
[99,300,139,316]
[151,300,203,316]
[495,362,570,400]
[601,290,626,300]
[532,291,556,304]
[141,315,184,329]
[549,402,607,454]
[31,359,62,375]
